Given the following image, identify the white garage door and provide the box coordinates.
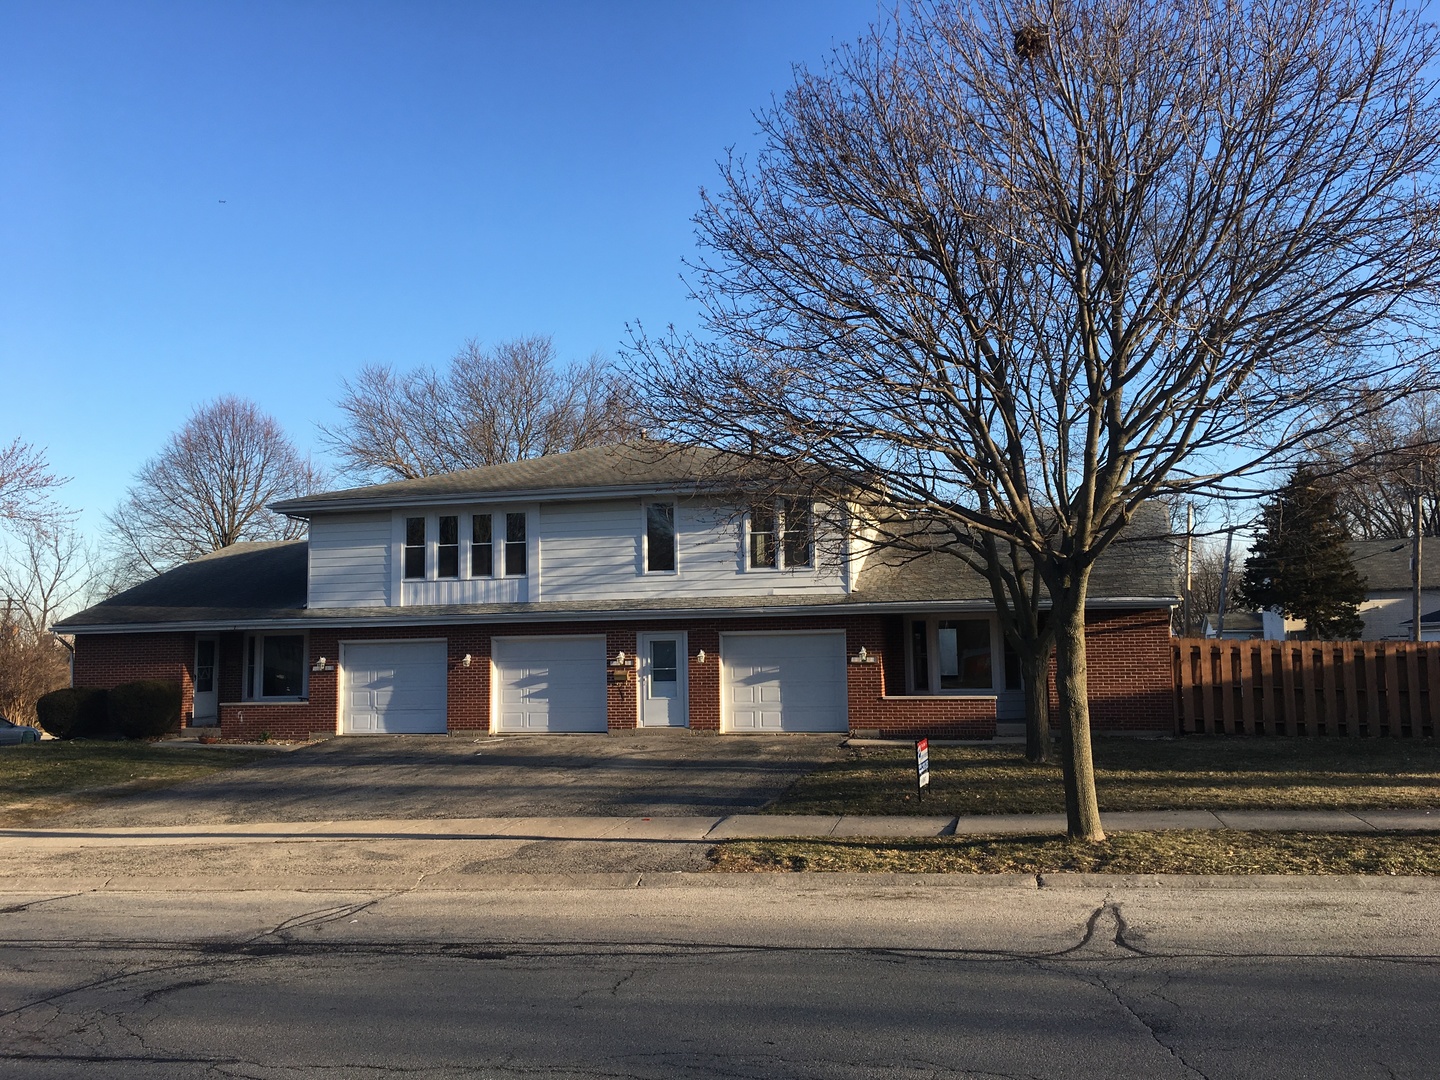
[723,633,848,732]
[343,641,447,734]
[493,636,607,733]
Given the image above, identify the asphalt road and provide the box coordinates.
[63,733,848,828]
[3,876,1437,1078]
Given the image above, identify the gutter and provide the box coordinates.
[55,595,1181,635]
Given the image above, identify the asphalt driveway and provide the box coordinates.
[62,732,849,828]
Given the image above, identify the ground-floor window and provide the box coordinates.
[244,633,307,700]
[906,616,1020,695]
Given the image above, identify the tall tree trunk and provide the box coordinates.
[1053,594,1105,842]
[1022,647,1051,764]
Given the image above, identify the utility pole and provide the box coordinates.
[1185,503,1194,636]
[1414,462,1424,643]
[1216,527,1235,637]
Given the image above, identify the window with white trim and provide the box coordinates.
[749,500,812,570]
[504,512,527,576]
[646,502,676,573]
[403,517,425,579]
[243,633,307,700]
[907,617,1000,694]
[472,513,493,577]
[437,515,459,578]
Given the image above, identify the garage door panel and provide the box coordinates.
[343,642,447,735]
[493,637,606,733]
[723,634,847,733]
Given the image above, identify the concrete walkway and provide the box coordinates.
[2,808,1436,849]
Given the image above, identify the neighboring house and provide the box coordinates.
[1351,538,1440,641]
[55,443,1179,741]
[1199,611,1289,640]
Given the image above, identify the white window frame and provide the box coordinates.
[904,615,1003,695]
[745,499,813,572]
[242,631,309,702]
[642,500,679,575]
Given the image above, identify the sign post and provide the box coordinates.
[915,737,930,803]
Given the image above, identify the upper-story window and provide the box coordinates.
[504,512,527,576]
[472,514,493,577]
[403,517,425,579]
[646,502,676,573]
[750,499,812,570]
[437,515,459,579]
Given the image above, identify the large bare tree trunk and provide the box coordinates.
[1021,648,1051,764]
[1053,596,1105,842]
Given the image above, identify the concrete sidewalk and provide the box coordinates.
[2,807,1436,849]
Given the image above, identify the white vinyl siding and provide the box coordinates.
[308,513,392,607]
[540,498,844,602]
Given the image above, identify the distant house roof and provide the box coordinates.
[270,442,773,515]
[1349,538,1440,591]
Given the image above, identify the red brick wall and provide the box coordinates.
[72,632,195,725]
[74,606,1176,741]
[1045,608,1176,733]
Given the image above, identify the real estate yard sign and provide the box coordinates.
[915,738,930,802]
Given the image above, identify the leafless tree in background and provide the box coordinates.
[0,438,67,535]
[106,397,325,580]
[320,336,637,481]
[1308,393,1440,538]
[631,0,1440,839]
[0,524,96,723]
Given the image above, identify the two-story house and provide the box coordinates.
[57,443,1180,741]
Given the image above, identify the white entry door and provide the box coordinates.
[493,636,607,732]
[722,632,848,732]
[193,637,218,726]
[638,632,688,727]
[343,641,448,734]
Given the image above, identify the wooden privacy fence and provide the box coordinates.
[1174,638,1438,737]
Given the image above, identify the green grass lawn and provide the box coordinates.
[711,830,1440,875]
[0,742,273,825]
[769,737,1440,815]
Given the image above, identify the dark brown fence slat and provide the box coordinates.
[1239,642,1257,735]
[1170,638,1440,738]
[1342,642,1361,736]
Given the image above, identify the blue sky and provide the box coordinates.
[0,0,882,536]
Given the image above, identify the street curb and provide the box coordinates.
[2,871,1435,894]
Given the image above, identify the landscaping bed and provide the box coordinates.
[710,830,1440,875]
[0,742,274,825]
[769,737,1440,815]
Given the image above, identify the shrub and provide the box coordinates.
[107,680,182,740]
[35,687,111,740]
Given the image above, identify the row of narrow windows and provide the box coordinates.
[401,502,813,582]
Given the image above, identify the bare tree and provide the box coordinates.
[1307,393,1440,538]
[632,0,1440,839]
[0,525,97,638]
[106,397,325,578]
[320,336,638,481]
[0,438,67,534]
[0,525,93,724]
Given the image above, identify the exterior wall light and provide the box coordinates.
[695,649,707,664]
[612,650,628,667]
[850,646,877,664]
[462,654,472,668]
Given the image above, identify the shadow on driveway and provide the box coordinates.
[64,733,849,827]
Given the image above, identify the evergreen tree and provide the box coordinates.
[1236,468,1368,639]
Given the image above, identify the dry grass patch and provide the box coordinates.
[710,830,1440,875]
[0,742,273,825]
[772,737,1440,815]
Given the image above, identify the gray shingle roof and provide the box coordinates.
[271,442,760,515]
[1350,538,1440,591]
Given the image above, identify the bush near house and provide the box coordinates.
[34,687,111,740]
[107,680,182,739]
